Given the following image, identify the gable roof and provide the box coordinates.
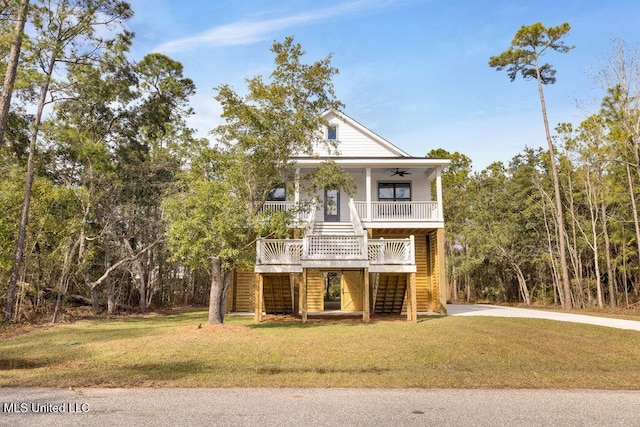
[303,109,412,158]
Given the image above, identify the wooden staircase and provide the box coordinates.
[312,222,356,235]
[374,274,407,314]
[262,274,293,314]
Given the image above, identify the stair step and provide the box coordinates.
[312,222,356,235]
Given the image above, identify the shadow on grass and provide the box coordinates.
[122,360,209,381]
[0,358,49,370]
[247,314,442,329]
[417,315,445,323]
[0,343,92,372]
[254,366,391,375]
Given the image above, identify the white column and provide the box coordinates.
[294,168,300,204]
[366,167,372,221]
[436,167,444,221]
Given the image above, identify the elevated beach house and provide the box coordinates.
[228,110,450,322]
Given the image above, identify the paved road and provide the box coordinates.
[448,304,640,331]
[2,388,640,426]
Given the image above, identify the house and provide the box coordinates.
[227,110,450,322]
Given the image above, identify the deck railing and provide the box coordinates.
[354,201,440,221]
[257,235,414,266]
[368,236,415,265]
[256,239,303,265]
[304,234,367,260]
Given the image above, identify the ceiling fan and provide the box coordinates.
[390,168,412,177]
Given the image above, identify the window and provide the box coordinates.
[378,183,411,201]
[267,185,286,201]
[327,124,337,140]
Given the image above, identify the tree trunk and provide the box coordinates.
[513,263,531,305]
[565,171,584,307]
[589,195,604,309]
[0,0,30,147]
[535,60,572,309]
[91,287,100,314]
[51,235,81,324]
[624,161,640,271]
[208,256,231,324]
[541,189,563,306]
[124,238,147,312]
[600,199,616,307]
[4,50,56,322]
[105,244,116,315]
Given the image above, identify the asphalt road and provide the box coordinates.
[2,387,640,426]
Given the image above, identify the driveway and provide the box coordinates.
[448,304,640,332]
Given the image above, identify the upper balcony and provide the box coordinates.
[262,199,444,229]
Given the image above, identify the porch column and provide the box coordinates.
[366,167,372,221]
[406,272,412,322]
[436,167,444,221]
[406,272,417,323]
[292,273,300,316]
[410,272,417,323]
[363,268,370,323]
[300,269,308,323]
[294,168,300,204]
[437,228,447,315]
[254,273,264,322]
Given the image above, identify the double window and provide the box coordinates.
[378,182,411,201]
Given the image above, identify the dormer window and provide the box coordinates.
[327,124,337,140]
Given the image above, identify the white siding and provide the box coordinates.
[308,112,406,158]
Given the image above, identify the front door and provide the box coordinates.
[341,271,363,311]
[324,188,340,222]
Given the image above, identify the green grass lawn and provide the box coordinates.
[1,310,639,389]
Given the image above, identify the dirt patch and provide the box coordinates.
[175,323,251,333]
[259,314,409,324]
[0,322,53,339]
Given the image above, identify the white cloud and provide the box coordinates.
[154,0,397,53]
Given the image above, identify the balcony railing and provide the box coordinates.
[354,201,440,221]
[261,201,315,222]
[256,236,414,266]
[263,200,441,223]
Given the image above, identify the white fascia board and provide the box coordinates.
[292,158,452,168]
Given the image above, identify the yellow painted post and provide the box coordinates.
[411,272,417,323]
[363,268,370,323]
[437,228,447,315]
[406,272,413,322]
[254,273,264,322]
[301,269,308,323]
[292,273,300,316]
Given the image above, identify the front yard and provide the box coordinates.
[1,309,639,389]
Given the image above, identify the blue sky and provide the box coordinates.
[125,0,640,171]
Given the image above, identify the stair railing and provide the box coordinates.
[348,198,368,260]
